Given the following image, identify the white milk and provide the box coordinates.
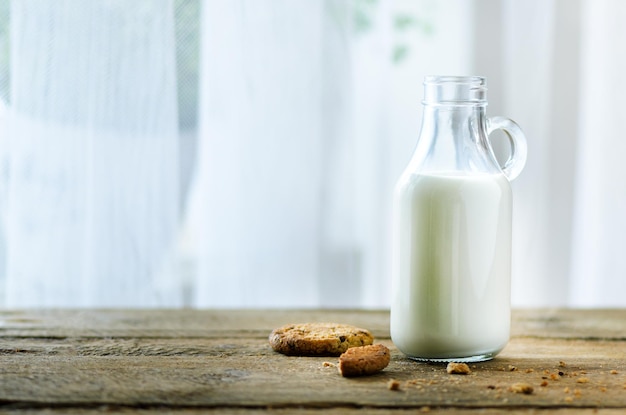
[391,172,512,361]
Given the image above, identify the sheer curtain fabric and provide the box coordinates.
[0,0,624,308]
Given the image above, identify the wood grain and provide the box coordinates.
[0,309,624,414]
[0,309,624,340]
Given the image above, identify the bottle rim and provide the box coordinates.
[423,75,487,106]
[423,75,486,85]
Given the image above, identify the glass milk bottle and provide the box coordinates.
[391,76,527,362]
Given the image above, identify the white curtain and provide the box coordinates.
[1,0,180,306]
[495,0,626,307]
[569,0,626,306]
[187,0,473,307]
[0,0,625,308]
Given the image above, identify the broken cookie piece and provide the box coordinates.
[338,344,390,377]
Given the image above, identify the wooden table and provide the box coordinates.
[0,309,624,414]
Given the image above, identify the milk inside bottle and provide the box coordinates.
[390,76,527,362]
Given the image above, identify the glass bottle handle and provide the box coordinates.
[486,116,528,181]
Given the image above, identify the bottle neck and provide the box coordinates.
[422,104,487,143]
[409,103,496,175]
[404,75,501,176]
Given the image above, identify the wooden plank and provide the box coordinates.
[0,309,625,340]
[0,336,624,409]
[512,309,626,340]
[0,309,624,413]
[0,409,625,415]
[0,309,391,339]
[1,409,626,415]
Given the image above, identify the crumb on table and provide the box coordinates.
[387,379,401,391]
[446,362,471,375]
[509,383,534,394]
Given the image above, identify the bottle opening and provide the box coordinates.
[423,75,487,106]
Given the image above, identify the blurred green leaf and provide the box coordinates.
[418,20,434,36]
[394,13,434,36]
[353,10,372,33]
[394,14,417,31]
[391,12,435,65]
[353,0,378,34]
[393,44,409,64]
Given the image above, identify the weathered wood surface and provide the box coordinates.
[0,309,624,414]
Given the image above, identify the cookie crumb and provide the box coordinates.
[420,406,431,413]
[508,365,518,372]
[387,379,401,391]
[322,361,335,368]
[564,387,570,393]
[559,361,567,367]
[540,380,549,387]
[446,362,471,375]
[550,373,559,381]
[576,377,589,384]
[525,368,534,373]
[564,396,573,403]
[487,385,497,390]
[509,383,534,394]
[610,370,618,375]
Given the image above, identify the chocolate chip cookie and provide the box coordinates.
[269,322,374,356]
